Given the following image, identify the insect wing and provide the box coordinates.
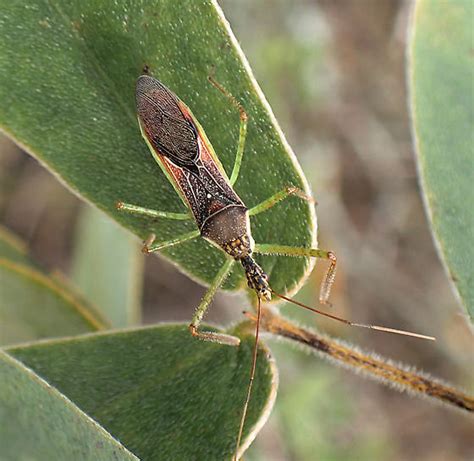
[136,76,200,173]
[136,76,245,230]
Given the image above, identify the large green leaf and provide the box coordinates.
[8,324,277,461]
[0,350,138,461]
[409,0,474,319]
[0,259,106,346]
[72,204,143,327]
[0,0,315,296]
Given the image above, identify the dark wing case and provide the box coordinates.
[136,75,199,171]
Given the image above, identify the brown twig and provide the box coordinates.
[246,308,474,413]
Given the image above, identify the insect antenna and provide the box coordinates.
[272,291,435,341]
[234,297,262,461]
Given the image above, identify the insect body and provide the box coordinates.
[118,75,337,347]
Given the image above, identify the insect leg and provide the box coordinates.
[248,186,314,216]
[208,74,248,186]
[189,258,240,346]
[116,201,191,220]
[253,244,337,305]
[142,230,200,254]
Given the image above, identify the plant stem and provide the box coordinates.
[252,308,474,413]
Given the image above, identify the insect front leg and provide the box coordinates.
[253,244,337,305]
[189,259,240,346]
[248,186,314,216]
[208,74,248,186]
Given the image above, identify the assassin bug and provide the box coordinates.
[118,74,339,345]
[117,74,434,460]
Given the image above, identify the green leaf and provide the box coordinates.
[409,0,474,320]
[0,225,109,345]
[0,0,315,296]
[8,324,277,461]
[0,259,106,346]
[72,204,143,327]
[0,350,138,461]
[0,225,34,266]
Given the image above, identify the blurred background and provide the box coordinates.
[0,0,472,459]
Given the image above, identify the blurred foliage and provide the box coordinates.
[0,259,103,345]
[0,224,106,346]
[0,225,33,266]
[409,0,474,320]
[72,205,143,327]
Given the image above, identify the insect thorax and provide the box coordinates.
[201,205,253,259]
